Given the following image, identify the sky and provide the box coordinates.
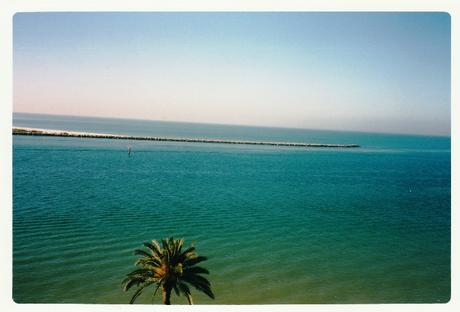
[13,12,451,135]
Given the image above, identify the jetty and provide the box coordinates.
[12,127,360,148]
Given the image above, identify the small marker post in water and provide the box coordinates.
[128,145,132,157]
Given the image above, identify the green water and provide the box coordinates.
[13,114,450,304]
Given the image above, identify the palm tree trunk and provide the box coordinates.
[162,287,171,305]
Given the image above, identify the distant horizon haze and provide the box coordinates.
[13,12,451,136]
[12,111,451,137]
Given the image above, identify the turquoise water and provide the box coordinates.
[13,113,451,303]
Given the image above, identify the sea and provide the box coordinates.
[12,112,451,304]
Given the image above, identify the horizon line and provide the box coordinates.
[12,110,451,138]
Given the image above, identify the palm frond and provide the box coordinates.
[184,278,215,299]
[123,277,146,291]
[183,273,211,287]
[181,246,195,256]
[179,246,196,262]
[128,280,156,304]
[162,238,172,256]
[175,238,184,255]
[173,284,180,296]
[135,258,162,268]
[143,241,162,257]
[153,280,163,296]
[127,268,154,277]
[151,240,162,256]
[134,249,152,258]
[129,286,144,304]
[183,266,209,275]
[178,282,193,304]
[184,255,208,267]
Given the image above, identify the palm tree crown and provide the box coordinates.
[122,237,215,304]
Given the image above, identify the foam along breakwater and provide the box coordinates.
[13,127,360,148]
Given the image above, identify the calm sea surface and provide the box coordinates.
[13,113,451,303]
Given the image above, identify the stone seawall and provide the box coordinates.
[13,128,360,148]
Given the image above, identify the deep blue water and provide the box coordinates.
[13,113,451,303]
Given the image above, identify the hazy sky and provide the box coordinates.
[13,12,450,135]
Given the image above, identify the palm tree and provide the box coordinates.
[122,237,215,304]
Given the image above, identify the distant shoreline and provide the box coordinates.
[12,127,360,148]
